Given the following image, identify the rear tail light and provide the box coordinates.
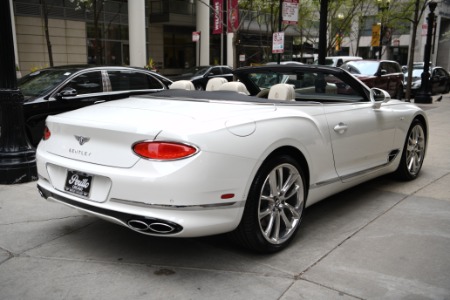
[133,141,198,160]
[43,126,51,141]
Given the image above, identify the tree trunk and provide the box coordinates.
[41,0,54,67]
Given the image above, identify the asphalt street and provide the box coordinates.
[1,95,449,300]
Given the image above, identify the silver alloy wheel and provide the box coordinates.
[258,163,304,244]
[406,124,426,175]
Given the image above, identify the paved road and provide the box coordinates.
[1,96,449,300]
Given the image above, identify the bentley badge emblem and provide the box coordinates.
[74,135,90,145]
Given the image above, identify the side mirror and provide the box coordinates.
[370,88,390,108]
[377,69,387,76]
[55,87,77,100]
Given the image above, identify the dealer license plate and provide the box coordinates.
[64,170,93,198]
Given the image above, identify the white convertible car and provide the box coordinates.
[36,65,427,253]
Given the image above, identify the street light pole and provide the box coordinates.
[377,0,390,60]
[415,0,438,104]
[0,0,37,184]
[318,0,328,65]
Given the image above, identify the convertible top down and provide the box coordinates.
[36,65,427,253]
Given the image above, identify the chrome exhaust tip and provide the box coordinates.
[148,222,175,234]
[127,219,179,234]
[127,220,150,231]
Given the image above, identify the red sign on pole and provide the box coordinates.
[227,0,239,33]
[213,0,223,34]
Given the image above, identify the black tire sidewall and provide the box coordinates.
[237,154,306,253]
[394,119,426,180]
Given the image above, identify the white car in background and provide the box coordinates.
[314,56,363,67]
[37,65,428,253]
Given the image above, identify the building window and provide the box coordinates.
[87,22,129,65]
[164,26,195,69]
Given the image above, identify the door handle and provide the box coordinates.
[334,122,348,134]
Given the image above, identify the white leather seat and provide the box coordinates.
[268,84,296,101]
[169,80,195,90]
[206,77,228,91]
[217,82,249,95]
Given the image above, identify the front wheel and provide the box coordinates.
[231,155,306,253]
[394,120,426,180]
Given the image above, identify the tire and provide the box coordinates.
[231,154,306,253]
[394,119,426,181]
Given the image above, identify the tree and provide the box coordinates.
[41,0,54,67]
[387,0,428,101]
[70,0,105,64]
[70,0,124,65]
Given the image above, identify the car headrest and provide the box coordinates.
[169,80,195,90]
[206,77,228,91]
[268,84,296,101]
[217,82,249,95]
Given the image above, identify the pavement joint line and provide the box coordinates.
[296,170,450,281]
[293,278,365,300]
[0,215,88,226]
[4,219,100,258]
[295,177,436,279]
[6,253,296,280]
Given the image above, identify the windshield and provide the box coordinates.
[19,69,75,97]
[181,66,210,77]
[248,72,291,89]
[341,61,379,75]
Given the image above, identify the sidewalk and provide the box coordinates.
[1,96,449,300]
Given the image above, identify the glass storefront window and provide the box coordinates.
[163,26,195,69]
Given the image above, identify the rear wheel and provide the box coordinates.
[394,120,426,180]
[231,155,306,253]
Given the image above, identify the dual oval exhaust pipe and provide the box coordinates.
[127,219,180,234]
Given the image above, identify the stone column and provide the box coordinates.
[196,0,210,65]
[128,0,147,67]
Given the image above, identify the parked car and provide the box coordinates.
[169,65,233,90]
[404,66,450,97]
[18,65,173,146]
[36,64,427,253]
[314,56,362,67]
[266,61,304,65]
[340,60,404,99]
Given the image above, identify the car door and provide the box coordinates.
[324,102,398,181]
[106,69,166,99]
[319,74,398,182]
[220,67,234,81]
[28,70,105,146]
[52,70,106,111]
[431,68,446,94]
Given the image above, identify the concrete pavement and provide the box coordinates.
[1,96,449,300]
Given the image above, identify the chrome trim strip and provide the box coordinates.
[310,151,399,189]
[110,198,244,211]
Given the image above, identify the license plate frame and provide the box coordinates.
[64,170,93,198]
